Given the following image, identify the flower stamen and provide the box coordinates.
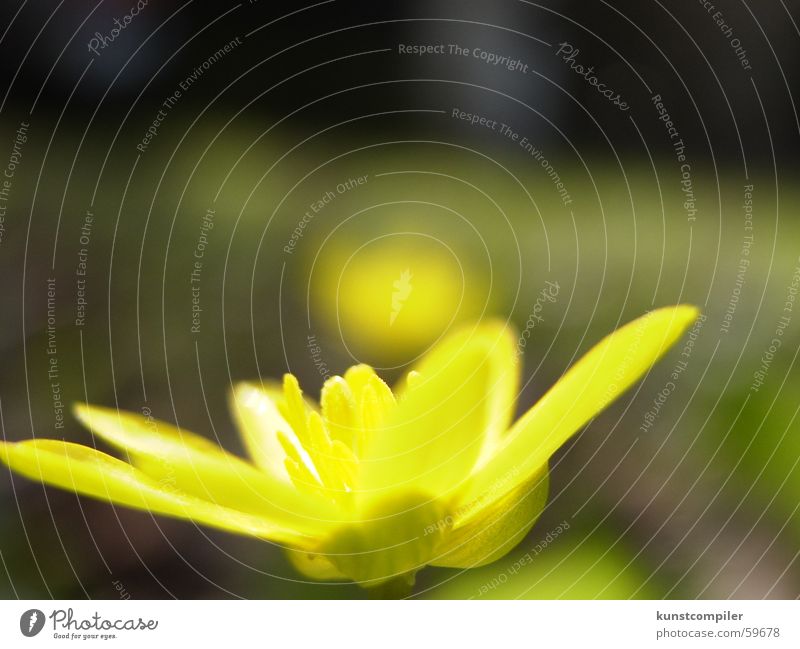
[276,371,394,504]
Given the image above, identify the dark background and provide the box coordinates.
[0,0,798,599]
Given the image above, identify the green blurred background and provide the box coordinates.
[1,0,799,598]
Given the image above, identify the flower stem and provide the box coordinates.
[365,574,415,599]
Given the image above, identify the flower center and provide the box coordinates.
[276,366,398,504]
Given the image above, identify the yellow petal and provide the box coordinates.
[357,321,518,497]
[431,465,548,568]
[344,364,392,403]
[0,440,312,547]
[320,376,357,448]
[458,305,699,513]
[74,403,337,534]
[281,374,312,443]
[343,365,396,441]
[74,402,223,458]
[229,381,295,481]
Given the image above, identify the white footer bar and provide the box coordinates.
[1,600,797,648]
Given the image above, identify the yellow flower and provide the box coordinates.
[0,305,698,595]
[311,239,492,363]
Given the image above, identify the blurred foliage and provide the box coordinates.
[1,119,799,598]
[426,527,663,599]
